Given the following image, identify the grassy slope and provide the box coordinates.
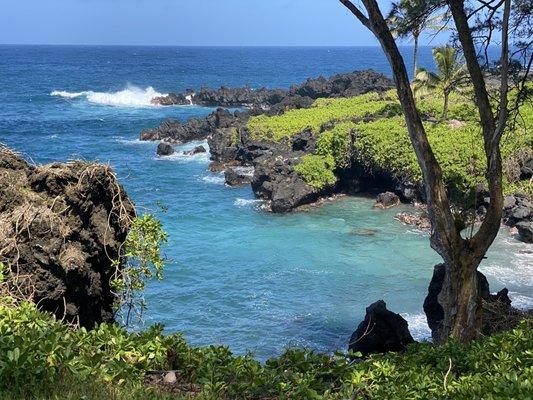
[1,300,531,400]
[247,90,533,197]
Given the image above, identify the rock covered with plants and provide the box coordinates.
[0,144,137,328]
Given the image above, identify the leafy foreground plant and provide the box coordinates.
[1,300,531,399]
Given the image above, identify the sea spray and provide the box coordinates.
[51,85,166,107]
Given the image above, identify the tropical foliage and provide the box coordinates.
[387,0,447,77]
[0,300,531,399]
[413,45,469,121]
[248,87,532,197]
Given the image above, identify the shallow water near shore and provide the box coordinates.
[0,45,530,360]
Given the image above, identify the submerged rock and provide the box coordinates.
[0,144,135,329]
[348,300,415,356]
[516,221,533,243]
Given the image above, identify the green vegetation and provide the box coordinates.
[294,154,337,189]
[112,214,169,326]
[1,300,531,400]
[413,45,469,121]
[247,92,399,142]
[247,89,533,199]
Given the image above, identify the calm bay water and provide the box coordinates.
[0,46,531,359]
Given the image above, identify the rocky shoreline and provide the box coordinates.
[139,70,533,243]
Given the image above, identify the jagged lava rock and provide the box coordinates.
[157,142,175,156]
[0,144,135,329]
[348,300,415,356]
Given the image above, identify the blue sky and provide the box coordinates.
[0,0,445,46]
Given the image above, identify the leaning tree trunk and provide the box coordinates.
[339,0,509,343]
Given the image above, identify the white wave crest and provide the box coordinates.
[51,85,166,107]
[201,174,225,185]
[402,313,432,342]
[234,198,263,207]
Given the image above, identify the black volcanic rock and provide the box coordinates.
[348,300,415,356]
[251,153,332,213]
[157,142,175,156]
[225,166,254,186]
[150,70,394,109]
[183,145,207,156]
[0,145,135,329]
[423,264,515,341]
[374,192,400,209]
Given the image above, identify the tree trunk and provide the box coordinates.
[339,0,508,343]
[413,34,419,79]
[441,91,449,121]
[437,248,482,343]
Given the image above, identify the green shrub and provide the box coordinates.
[0,301,531,400]
[294,154,338,189]
[248,89,532,199]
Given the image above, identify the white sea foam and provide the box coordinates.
[234,198,262,207]
[51,85,166,107]
[201,174,225,185]
[508,292,533,310]
[402,313,432,342]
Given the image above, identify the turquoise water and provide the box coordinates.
[0,46,530,360]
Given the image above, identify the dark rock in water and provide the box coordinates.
[225,166,254,186]
[490,288,512,307]
[251,154,328,213]
[502,194,532,240]
[141,108,238,144]
[348,300,415,356]
[516,221,533,243]
[0,145,135,329]
[152,93,190,106]
[423,264,513,341]
[157,142,175,156]
[183,145,207,156]
[151,70,393,109]
[374,192,400,209]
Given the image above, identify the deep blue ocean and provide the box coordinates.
[0,45,531,359]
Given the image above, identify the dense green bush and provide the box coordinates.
[294,154,338,189]
[247,90,532,199]
[1,300,531,399]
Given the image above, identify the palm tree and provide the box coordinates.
[387,0,447,78]
[413,45,468,121]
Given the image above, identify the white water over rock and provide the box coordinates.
[51,85,166,107]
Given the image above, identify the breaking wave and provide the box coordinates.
[51,85,166,107]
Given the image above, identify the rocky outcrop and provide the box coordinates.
[251,153,330,213]
[141,108,240,144]
[289,69,393,99]
[184,145,207,156]
[224,166,254,186]
[501,194,533,243]
[348,300,415,356]
[151,70,394,108]
[516,221,533,243]
[157,142,175,156]
[423,264,516,341]
[374,192,400,209]
[0,145,135,329]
